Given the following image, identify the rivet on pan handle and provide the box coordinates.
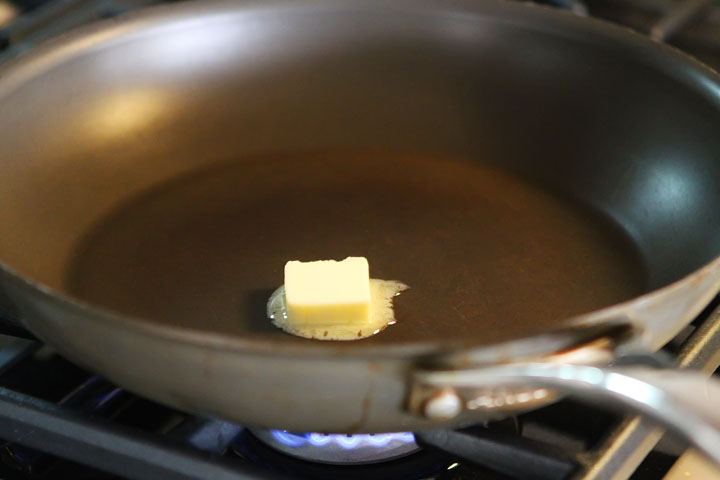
[408,360,720,468]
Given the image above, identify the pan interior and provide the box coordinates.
[63,151,647,346]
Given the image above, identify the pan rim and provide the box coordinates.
[1,0,720,358]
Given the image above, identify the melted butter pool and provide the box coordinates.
[267,279,409,340]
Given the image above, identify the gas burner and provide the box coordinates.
[233,429,451,480]
[248,430,419,464]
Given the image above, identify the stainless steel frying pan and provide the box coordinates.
[3,0,720,464]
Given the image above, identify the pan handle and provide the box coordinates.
[409,363,720,466]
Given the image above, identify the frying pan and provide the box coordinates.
[3,0,720,464]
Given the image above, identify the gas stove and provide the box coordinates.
[4,302,719,480]
[2,0,720,479]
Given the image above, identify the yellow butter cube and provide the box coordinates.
[284,257,371,327]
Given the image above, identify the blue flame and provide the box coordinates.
[271,430,306,447]
[270,431,415,449]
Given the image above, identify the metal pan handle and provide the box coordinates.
[410,363,720,466]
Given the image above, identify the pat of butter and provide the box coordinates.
[284,257,371,326]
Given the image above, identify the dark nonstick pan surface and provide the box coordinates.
[64,151,646,346]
